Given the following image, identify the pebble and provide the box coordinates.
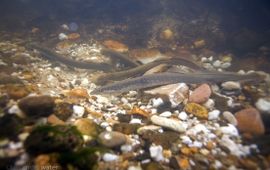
[103,40,128,52]
[103,153,119,162]
[151,98,164,108]
[208,110,220,120]
[72,105,85,118]
[178,111,188,121]
[145,83,189,108]
[121,144,133,153]
[187,124,210,136]
[137,125,161,135]
[185,103,208,119]
[128,166,142,170]
[220,62,231,69]
[129,118,142,124]
[150,115,186,133]
[159,111,172,118]
[213,60,221,67]
[98,131,127,148]
[189,84,211,104]
[18,95,55,117]
[149,145,164,161]
[255,98,270,113]
[181,136,192,145]
[221,81,241,90]
[219,124,239,136]
[235,108,265,135]
[203,98,215,110]
[223,111,237,126]
[74,118,99,136]
[58,33,68,40]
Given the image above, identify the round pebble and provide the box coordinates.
[178,111,188,121]
[208,110,220,120]
[103,153,119,162]
[98,131,127,148]
[223,111,237,126]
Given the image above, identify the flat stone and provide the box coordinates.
[98,131,127,148]
[150,115,186,132]
[189,84,211,104]
[18,95,55,117]
[235,108,265,135]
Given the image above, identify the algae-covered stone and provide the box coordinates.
[59,148,99,170]
[185,103,208,119]
[53,102,73,121]
[24,125,83,155]
[113,122,141,135]
[18,95,55,118]
[74,118,101,137]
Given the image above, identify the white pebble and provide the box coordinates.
[121,97,129,104]
[151,115,186,132]
[100,122,110,128]
[181,136,192,145]
[221,81,241,90]
[255,98,270,113]
[219,124,239,136]
[130,118,142,124]
[103,153,119,162]
[208,110,220,120]
[213,60,221,67]
[149,145,164,161]
[187,124,210,136]
[221,62,231,69]
[159,111,172,117]
[214,160,223,169]
[121,144,133,153]
[223,111,237,126]
[151,98,164,107]
[178,111,188,120]
[189,141,203,148]
[58,33,68,40]
[203,98,215,110]
[61,24,69,30]
[8,105,22,115]
[73,105,85,117]
[201,57,208,62]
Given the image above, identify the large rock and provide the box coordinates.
[235,108,265,135]
[18,95,55,117]
[189,84,211,104]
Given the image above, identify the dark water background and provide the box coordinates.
[1,0,270,66]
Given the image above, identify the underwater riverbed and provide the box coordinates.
[0,0,270,169]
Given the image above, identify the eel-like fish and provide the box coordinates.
[91,72,263,94]
[29,43,114,71]
[93,57,205,85]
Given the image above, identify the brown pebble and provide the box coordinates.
[185,103,208,119]
[235,108,265,135]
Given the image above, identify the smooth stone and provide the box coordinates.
[186,124,210,136]
[223,111,237,126]
[73,105,85,118]
[98,131,127,148]
[220,62,231,69]
[74,118,99,136]
[189,84,211,104]
[137,125,161,135]
[159,111,172,118]
[18,95,55,117]
[149,145,164,161]
[235,108,265,135]
[103,153,119,162]
[213,60,221,67]
[178,111,188,121]
[151,98,164,108]
[150,115,186,132]
[219,124,239,136]
[58,33,68,40]
[185,103,208,119]
[208,110,220,120]
[203,98,215,110]
[221,81,241,90]
[255,98,270,113]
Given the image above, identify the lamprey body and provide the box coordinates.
[92,72,262,94]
